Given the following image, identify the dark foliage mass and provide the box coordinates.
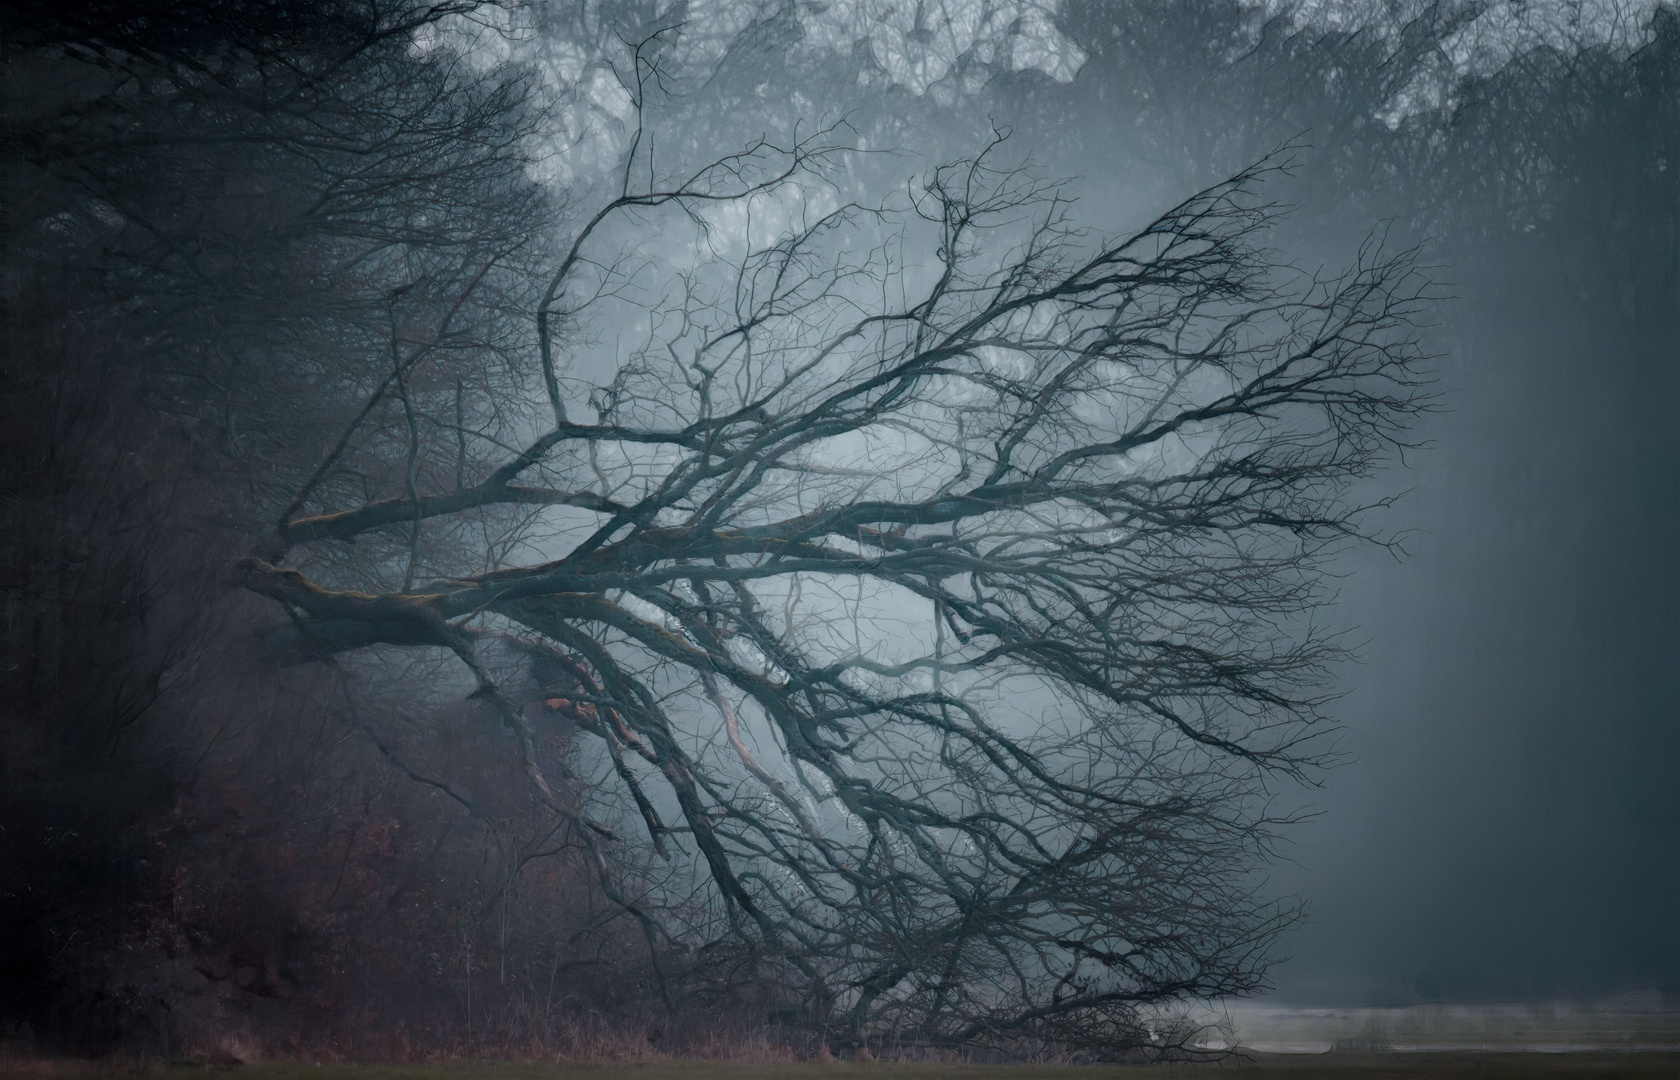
[2,0,1674,1063]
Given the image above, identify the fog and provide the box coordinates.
[1273,229,1680,1003]
[707,0,1680,1005]
[3,0,1676,1060]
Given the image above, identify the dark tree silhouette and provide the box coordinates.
[236,58,1436,1048]
[0,0,610,1055]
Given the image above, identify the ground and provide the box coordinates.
[5,1054,1680,1079]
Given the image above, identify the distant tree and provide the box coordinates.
[236,34,1437,1046]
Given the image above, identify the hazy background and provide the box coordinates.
[4,0,1676,1058]
[680,0,1680,1005]
[649,0,1680,1005]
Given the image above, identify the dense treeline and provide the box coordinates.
[2,0,1675,1061]
[0,0,662,1058]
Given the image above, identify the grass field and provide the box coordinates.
[6,1054,1680,1079]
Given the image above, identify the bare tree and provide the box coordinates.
[229,59,1435,1049]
